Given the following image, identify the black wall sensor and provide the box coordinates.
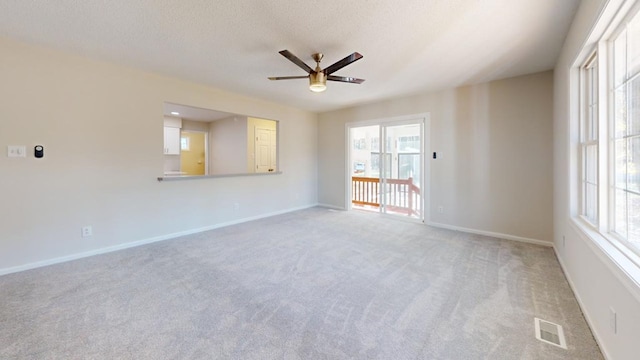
[34,145,44,158]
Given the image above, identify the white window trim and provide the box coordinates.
[579,52,599,225]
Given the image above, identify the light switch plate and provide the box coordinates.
[7,145,26,157]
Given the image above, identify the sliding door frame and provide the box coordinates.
[345,113,430,223]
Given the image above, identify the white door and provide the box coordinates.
[255,127,276,172]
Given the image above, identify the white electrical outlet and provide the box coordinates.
[233,203,240,211]
[438,205,444,214]
[81,226,93,238]
[609,307,617,334]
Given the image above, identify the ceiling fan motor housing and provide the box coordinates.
[309,71,327,92]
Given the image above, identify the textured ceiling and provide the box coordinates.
[0,0,580,112]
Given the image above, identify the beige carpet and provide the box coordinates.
[0,207,602,359]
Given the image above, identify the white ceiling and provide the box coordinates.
[0,0,580,113]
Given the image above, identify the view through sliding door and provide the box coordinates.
[349,118,424,221]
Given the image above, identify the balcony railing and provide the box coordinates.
[351,176,421,217]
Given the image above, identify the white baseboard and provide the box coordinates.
[427,221,553,247]
[317,203,346,210]
[0,204,317,276]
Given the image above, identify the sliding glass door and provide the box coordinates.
[349,118,425,220]
[380,122,422,217]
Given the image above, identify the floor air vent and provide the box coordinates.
[534,318,567,349]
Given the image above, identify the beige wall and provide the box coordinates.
[209,115,247,175]
[0,36,318,271]
[182,119,209,132]
[319,71,554,243]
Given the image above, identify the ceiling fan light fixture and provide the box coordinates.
[269,50,364,92]
[309,72,327,92]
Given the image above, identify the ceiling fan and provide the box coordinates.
[268,50,365,93]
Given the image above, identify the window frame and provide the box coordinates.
[608,6,640,259]
[574,1,640,270]
[579,52,599,226]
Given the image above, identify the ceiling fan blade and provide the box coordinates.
[327,75,365,84]
[268,76,309,80]
[323,52,363,75]
[279,50,313,74]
